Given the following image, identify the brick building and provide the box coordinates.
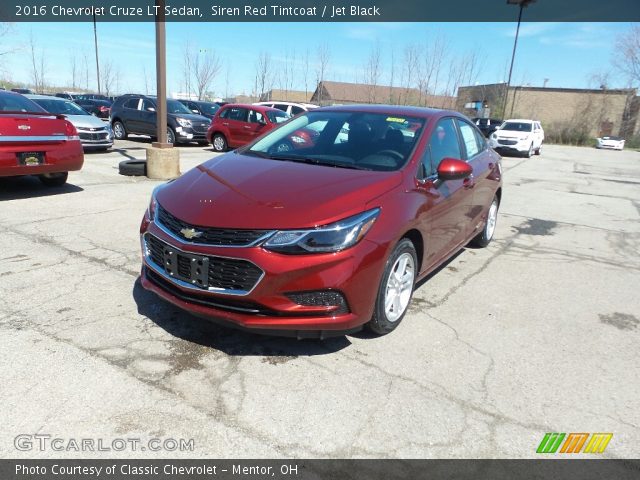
[457,83,640,139]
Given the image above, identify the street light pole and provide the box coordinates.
[501,0,535,119]
[93,13,101,94]
[153,0,170,148]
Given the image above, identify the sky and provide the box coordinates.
[0,21,634,98]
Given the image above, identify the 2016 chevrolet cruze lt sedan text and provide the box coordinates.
[139,105,503,338]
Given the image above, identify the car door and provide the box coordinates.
[121,97,142,133]
[138,98,157,136]
[455,118,497,234]
[224,107,249,147]
[246,109,270,142]
[416,117,474,272]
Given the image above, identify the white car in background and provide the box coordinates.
[489,119,544,157]
[253,101,318,117]
[596,136,625,150]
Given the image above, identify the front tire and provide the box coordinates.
[470,195,499,248]
[525,143,533,158]
[166,127,176,145]
[39,172,68,187]
[112,121,127,140]
[535,143,542,155]
[366,239,417,335]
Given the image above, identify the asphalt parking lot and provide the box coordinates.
[1,140,639,459]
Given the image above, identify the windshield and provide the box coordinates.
[0,94,47,113]
[167,100,192,114]
[199,102,220,115]
[266,110,290,124]
[246,111,426,172]
[32,98,89,116]
[500,122,532,132]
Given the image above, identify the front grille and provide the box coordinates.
[156,204,272,246]
[78,132,109,141]
[146,234,263,293]
[192,122,210,134]
[497,138,517,146]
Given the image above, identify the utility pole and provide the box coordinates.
[153,0,169,147]
[501,0,535,119]
[93,13,101,94]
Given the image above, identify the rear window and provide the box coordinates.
[32,99,89,116]
[0,93,46,113]
[266,110,290,123]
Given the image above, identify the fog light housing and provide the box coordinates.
[286,290,350,315]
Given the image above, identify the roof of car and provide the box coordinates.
[222,103,281,112]
[255,101,318,108]
[504,118,538,123]
[25,94,65,100]
[315,104,453,118]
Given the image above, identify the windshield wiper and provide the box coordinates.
[267,154,372,170]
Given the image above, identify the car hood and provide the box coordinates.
[63,114,109,129]
[170,112,210,123]
[155,152,401,229]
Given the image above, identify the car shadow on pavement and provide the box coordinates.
[132,278,352,357]
[0,177,83,201]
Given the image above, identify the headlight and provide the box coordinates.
[263,208,380,254]
[176,118,192,128]
[147,184,166,219]
[491,133,497,139]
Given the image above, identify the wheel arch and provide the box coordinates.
[400,229,424,272]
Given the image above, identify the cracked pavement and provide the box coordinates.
[1,141,639,458]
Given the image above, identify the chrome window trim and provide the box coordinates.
[154,206,275,248]
[142,233,264,297]
[0,135,68,142]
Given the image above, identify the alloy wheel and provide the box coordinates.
[384,253,415,322]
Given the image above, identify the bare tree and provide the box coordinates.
[182,40,194,97]
[302,48,311,100]
[401,44,419,105]
[70,52,79,90]
[613,25,640,87]
[194,49,221,100]
[142,65,150,94]
[101,59,118,97]
[388,48,396,103]
[255,51,273,101]
[224,61,231,100]
[364,40,382,103]
[0,23,17,58]
[29,32,46,92]
[315,43,331,105]
[82,50,90,90]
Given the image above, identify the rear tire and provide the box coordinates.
[39,172,68,187]
[470,195,499,248]
[112,121,127,140]
[535,144,542,155]
[167,127,176,145]
[212,133,227,152]
[366,239,417,335]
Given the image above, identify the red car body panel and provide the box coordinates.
[141,105,503,336]
[206,103,283,148]
[0,112,84,178]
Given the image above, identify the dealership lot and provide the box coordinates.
[1,142,638,458]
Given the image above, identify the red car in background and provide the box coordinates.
[140,105,503,338]
[0,91,84,186]
[207,103,290,152]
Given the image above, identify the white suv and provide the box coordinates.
[253,101,318,117]
[489,119,544,157]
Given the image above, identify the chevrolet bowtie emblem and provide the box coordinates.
[180,227,203,240]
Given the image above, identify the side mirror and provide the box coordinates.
[437,157,472,181]
[191,109,199,113]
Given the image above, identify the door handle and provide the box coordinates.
[222,122,229,126]
[243,125,252,129]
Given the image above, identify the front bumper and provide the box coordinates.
[175,126,208,142]
[139,218,387,336]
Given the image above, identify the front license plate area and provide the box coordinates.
[162,247,210,289]
[18,151,44,166]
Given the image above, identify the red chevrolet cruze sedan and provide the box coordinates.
[0,91,84,186]
[140,105,502,337]
[206,103,290,152]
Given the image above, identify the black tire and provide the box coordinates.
[366,238,418,335]
[197,140,209,146]
[112,120,127,140]
[470,195,499,248]
[118,159,146,176]
[212,133,227,152]
[39,172,68,187]
[525,143,533,158]
[166,127,177,145]
[535,144,542,155]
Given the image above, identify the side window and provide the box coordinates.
[219,108,229,119]
[456,119,481,159]
[248,110,264,124]
[123,98,139,109]
[229,107,248,122]
[141,99,155,112]
[291,106,304,115]
[274,104,288,112]
[421,118,462,177]
[474,128,487,151]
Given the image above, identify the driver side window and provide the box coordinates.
[420,118,462,178]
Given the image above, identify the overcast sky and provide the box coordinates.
[0,22,632,97]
